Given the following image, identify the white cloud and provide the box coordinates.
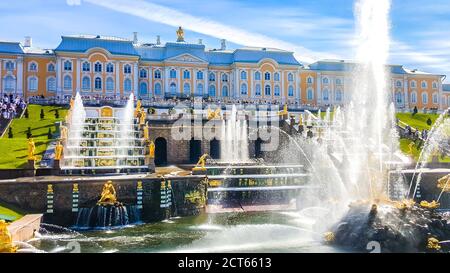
[81,0,337,63]
[66,0,81,6]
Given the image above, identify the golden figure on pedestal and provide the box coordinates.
[207,108,221,120]
[437,174,450,192]
[27,138,36,160]
[139,108,147,125]
[194,154,209,170]
[176,26,185,42]
[0,220,16,253]
[97,180,118,206]
[55,141,64,161]
[143,123,149,140]
[148,141,155,159]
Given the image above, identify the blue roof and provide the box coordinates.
[309,61,354,71]
[55,36,139,56]
[390,65,408,74]
[233,49,300,65]
[206,51,234,65]
[0,42,24,55]
[443,84,450,92]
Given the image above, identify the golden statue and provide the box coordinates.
[195,154,209,169]
[0,220,16,253]
[176,26,185,42]
[437,174,450,192]
[299,115,303,126]
[148,141,155,159]
[27,138,36,160]
[139,108,147,125]
[60,126,68,140]
[137,100,142,111]
[420,200,440,210]
[324,232,335,243]
[143,123,149,140]
[97,180,118,206]
[408,141,415,155]
[69,98,74,109]
[207,108,221,120]
[278,104,288,116]
[55,141,63,161]
[427,237,441,250]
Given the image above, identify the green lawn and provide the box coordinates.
[396,112,440,131]
[0,204,24,221]
[0,105,68,169]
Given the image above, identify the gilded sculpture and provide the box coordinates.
[27,138,36,160]
[0,220,16,253]
[176,26,184,42]
[97,180,118,205]
[54,141,63,161]
[148,141,155,159]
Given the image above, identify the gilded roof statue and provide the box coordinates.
[176,26,185,42]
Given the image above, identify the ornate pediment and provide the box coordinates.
[166,54,207,64]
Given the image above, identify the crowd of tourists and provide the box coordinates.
[1,94,26,120]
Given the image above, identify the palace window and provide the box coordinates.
[421,81,427,89]
[255,71,261,81]
[411,92,417,103]
[264,72,271,81]
[124,64,132,74]
[335,90,342,101]
[47,63,55,72]
[106,77,114,91]
[170,69,177,79]
[241,83,248,95]
[94,77,102,90]
[196,83,203,96]
[288,86,294,97]
[82,62,90,72]
[323,89,329,101]
[82,76,91,90]
[432,93,438,104]
[209,72,216,82]
[411,81,416,88]
[28,62,37,72]
[197,71,203,80]
[183,70,190,79]
[63,75,72,90]
[274,85,280,96]
[422,92,428,104]
[395,92,403,104]
[154,83,162,95]
[169,83,177,95]
[222,74,228,82]
[274,72,280,82]
[307,88,313,100]
[47,77,56,92]
[28,76,38,91]
[288,73,294,82]
[140,82,148,96]
[5,61,14,71]
[208,85,216,97]
[432,82,438,89]
[154,70,161,79]
[140,69,147,78]
[63,60,72,71]
[94,62,102,73]
[323,77,329,84]
[255,84,261,96]
[336,78,342,85]
[4,76,15,91]
[222,86,229,97]
[307,77,313,84]
[265,85,271,96]
[240,71,247,80]
[183,83,191,93]
[396,80,402,87]
[106,63,114,73]
[124,78,132,92]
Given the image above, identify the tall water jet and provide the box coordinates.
[220,105,249,163]
[120,93,135,163]
[66,93,86,159]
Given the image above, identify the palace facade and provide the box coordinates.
[0,28,448,111]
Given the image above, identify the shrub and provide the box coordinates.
[24,108,29,119]
[7,127,13,138]
[426,118,432,126]
[47,128,52,139]
[40,109,45,120]
[26,127,32,139]
[55,109,59,119]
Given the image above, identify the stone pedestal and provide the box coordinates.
[27,159,35,170]
[148,157,156,173]
[52,160,61,175]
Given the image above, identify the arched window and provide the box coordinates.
[323,77,329,84]
[82,62,90,72]
[323,89,329,101]
[183,70,190,79]
[47,77,56,92]
[255,84,261,96]
[411,92,417,103]
[140,82,148,95]
[64,75,72,90]
[154,83,162,95]
[422,92,428,104]
[432,93,438,104]
[3,76,15,91]
[274,85,280,96]
[183,83,191,93]
[264,72,271,81]
[154,70,161,79]
[336,78,342,85]
[221,73,228,82]
[124,64,132,74]
[335,89,342,101]
[94,77,102,90]
[288,86,294,97]
[274,72,280,81]
[29,62,37,71]
[240,71,247,80]
[421,81,427,89]
[209,72,216,82]
[432,82,438,89]
[255,71,261,81]
[307,88,313,100]
[396,80,402,87]
[5,61,14,71]
[170,69,177,79]
[106,77,114,91]
[197,71,203,80]
[47,63,55,72]
[28,77,38,91]
[94,62,102,73]
[222,86,229,97]
[140,69,147,78]
[395,92,403,104]
[63,60,72,71]
[124,78,132,92]
[288,73,294,82]
[106,63,114,73]
[307,77,313,84]
[196,83,203,96]
[241,83,248,95]
[82,76,91,90]
[208,85,216,97]
[264,85,271,96]
[169,83,177,95]
[411,81,416,88]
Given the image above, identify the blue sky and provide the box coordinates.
[1,0,449,81]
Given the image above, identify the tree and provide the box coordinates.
[26,127,32,139]
[47,128,52,139]
[55,109,59,119]
[40,109,45,120]
[7,127,13,138]
[412,106,418,116]
[427,118,432,126]
[24,108,29,119]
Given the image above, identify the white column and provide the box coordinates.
[204,69,208,97]
[317,72,322,105]
[133,63,138,96]
[296,71,300,104]
[234,69,239,99]
[115,62,120,97]
[403,76,409,109]
[281,71,285,103]
[76,59,81,94]
[178,67,182,96]
[165,67,170,96]
[438,77,444,110]
[16,57,23,96]
[56,57,62,97]
[148,67,153,99]
[0,59,2,94]
[250,69,254,99]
